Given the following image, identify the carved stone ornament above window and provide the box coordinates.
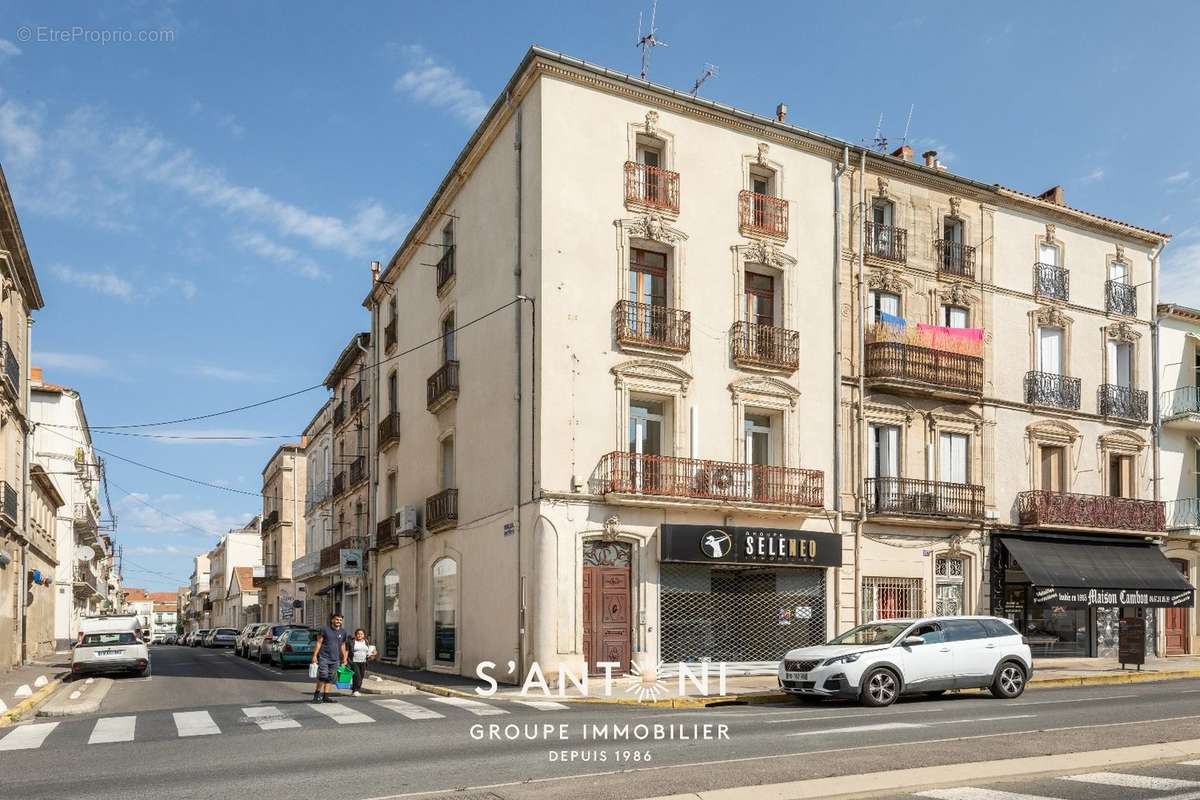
[601,514,622,542]
[756,142,769,165]
[728,375,801,409]
[949,196,962,217]
[1034,305,1073,328]
[1098,429,1146,453]
[622,214,687,244]
[1044,223,1056,243]
[610,358,693,394]
[867,266,909,294]
[1115,243,1125,262]
[739,238,797,269]
[877,175,890,197]
[938,282,978,308]
[1026,419,1081,445]
[1107,320,1140,342]
[644,110,659,135]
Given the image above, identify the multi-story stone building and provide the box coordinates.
[25,464,63,657]
[0,165,46,670]
[189,553,211,632]
[257,443,307,624]
[176,585,191,636]
[207,522,260,629]
[295,400,333,628]
[363,47,1186,677]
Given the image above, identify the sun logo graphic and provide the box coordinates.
[622,661,670,703]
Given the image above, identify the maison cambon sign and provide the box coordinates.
[1032,586,1194,608]
[660,524,842,569]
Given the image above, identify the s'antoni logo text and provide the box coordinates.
[475,660,728,703]
[701,530,732,559]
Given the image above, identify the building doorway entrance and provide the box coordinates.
[582,541,632,675]
[1167,559,1190,656]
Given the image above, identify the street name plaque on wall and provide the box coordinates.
[659,524,842,568]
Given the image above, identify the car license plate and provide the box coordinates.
[784,671,808,681]
[97,648,125,658]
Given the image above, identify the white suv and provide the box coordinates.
[778,616,1032,707]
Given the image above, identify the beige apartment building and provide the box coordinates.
[295,400,332,628]
[363,47,1185,679]
[257,443,307,623]
[25,464,63,658]
[207,521,261,629]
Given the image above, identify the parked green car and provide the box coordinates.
[270,627,317,668]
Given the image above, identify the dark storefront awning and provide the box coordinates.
[1000,536,1194,608]
[313,581,343,597]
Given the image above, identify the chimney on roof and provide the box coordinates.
[775,103,788,123]
[30,366,42,384]
[922,150,938,167]
[371,260,380,284]
[1038,185,1065,205]
[891,144,913,162]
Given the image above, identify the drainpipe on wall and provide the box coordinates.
[832,147,848,632]
[855,150,867,628]
[512,100,526,680]
[1151,242,1165,504]
[356,331,373,637]
[20,315,32,663]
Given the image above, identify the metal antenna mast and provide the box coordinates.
[689,63,719,96]
[872,112,887,152]
[902,103,915,144]
[636,0,667,80]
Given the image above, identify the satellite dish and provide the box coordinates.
[74,545,97,562]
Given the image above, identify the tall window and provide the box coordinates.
[1107,339,1133,388]
[942,217,963,244]
[938,432,969,484]
[1038,326,1064,375]
[440,437,455,490]
[636,139,662,167]
[934,556,966,616]
[868,424,901,480]
[867,290,901,326]
[628,247,667,322]
[872,201,894,227]
[628,399,664,457]
[385,472,396,516]
[636,139,664,205]
[745,272,775,326]
[1108,454,1134,498]
[441,313,456,363]
[1039,445,1066,492]
[383,569,400,660]
[388,296,397,327]
[862,576,922,620]
[940,305,969,329]
[387,371,398,414]
[1038,242,1059,267]
[355,501,365,536]
[743,413,772,466]
[1109,258,1129,285]
[432,558,457,664]
[441,221,454,250]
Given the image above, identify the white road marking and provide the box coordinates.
[0,722,59,751]
[917,789,1068,800]
[69,690,82,700]
[84,678,94,684]
[765,706,948,724]
[372,698,446,720]
[33,675,47,688]
[1060,771,1200,790]
[929,715,1038,725]
[308,702,374,724]
[173,710,220,737]
[1182,759,1200,766]
[13,684,31,697]
[429,696,508,716]
[514,700,571,711]
[88,716,136,744]
[788,722,922,736]
[243,706,300,730]
[0,698,6,712]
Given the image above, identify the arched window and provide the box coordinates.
[432,558,457,664]
[383,569,400,660]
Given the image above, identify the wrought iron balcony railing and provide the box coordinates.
[305,479,330,513]
[935,240,976,279]
[427,360,459,411]
[349,454,367,486]
[865,221,907,263]
[1106,280,1137,316]
[320,536,368,571]
[378,412,402,449]
[384,318,397,351]
[376,516,398,550]
[730,321,800,372]
[350,381,364,410]
[436,244,456,292]
[426,488,459,532]
[1098,384,1148,421]
[292,551,321,579]
[864,341,984,394]
[261,509,280,531]
[1163,386,1200,420]
[73,502,98,531]
[624,161,680,214]
[1167,498,1200,530]
[865,477,985,520]
[1,481,16,528]
[614,300,690,353]
[1034,262,1070,301]
[333,401,347,428]
[332,471,347,497]
[2,342,18,399]
[1024,371,1082,410]
[1018,490,1164,532]
[738,190,788,238]
[595,451,824,509]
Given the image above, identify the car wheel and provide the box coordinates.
[990,662,1027,699]
[860,668,900,707]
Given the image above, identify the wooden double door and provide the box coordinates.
[582,541,632,675]
[1166,558,1190,656]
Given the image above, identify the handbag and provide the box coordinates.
[335,664,354,689]
[308,662,319,679]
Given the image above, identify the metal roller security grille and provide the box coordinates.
[659,564,825,663]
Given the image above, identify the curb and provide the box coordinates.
[364,667,1200,707]
[0,676,64,727]
[38,677,113,717]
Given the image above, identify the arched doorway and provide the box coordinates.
[582,541,631,675]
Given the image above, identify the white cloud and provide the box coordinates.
[164,276,198,300]
[909,137,958,166]
[1082,167,1106,183]
[394,45,489,126]
[0,92,42,164]
[231,231,325,279]
[1166,170,1192,185]
[52,264,135,300]
[116,493,248,538]
[191,365,260,383]
[33,351,110,374]
[0,39,21,62]
[1163,241,1200,307]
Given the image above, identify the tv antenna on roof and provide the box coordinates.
[690,63,719,96]
[872,112,887,152]
[901,103,915,144]
[636,0,668,80]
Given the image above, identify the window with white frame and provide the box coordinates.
[938,432,969,484]
[934,556,966,616]
[867,290,901,327]
[1038,326,1064,375]
[940,304,969,329]
[862,576,923,620]
[1107,339,1133,388]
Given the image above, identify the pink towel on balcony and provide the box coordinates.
[915,323,984,356]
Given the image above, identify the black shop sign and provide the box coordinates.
[1032,586,1194,608]
[660,524,842,568]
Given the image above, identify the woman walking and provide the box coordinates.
[349,628,377,696]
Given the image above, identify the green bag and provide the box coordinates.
[335,665,354,689]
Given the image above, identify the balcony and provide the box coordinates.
[1167,498,1200,531]
[1034,262,1069,301]
[738,190,788,238]
[349,454,367,486]
[1024,371,1081,411]
[595,451,824,510]
[730,321,800,373]
[865,221,907,263]
[261,509,280,531]
[305,479,330,513]
[74,568,105,598]
[332,471,347,497]
[1098,384,1148,422]
[426,488,459,532]
[427,360,459,412]
[73,502,98,533]
[1018,490,1164,533]
[292,551,321,580]
[209,587,226,601]
[864,341,983,396]
[350,381,365,410]
[378,412,402,449]
[384,318,397,351]
[436,244,456,293]
[865,477,985,521]
[2,341,18,399]
[320,536,368,571]
[614,301,690,354]
[935,240,975,279]
[624,161,680,214]
[251,564,280,588]
[202,600,213,612]
[0,481,16,528]
[376,516,403,551]
[1106,280,1137,316]
[1163,387,1200,429]
[333,401,347,428]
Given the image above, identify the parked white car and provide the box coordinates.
[778,616,1032,707]
[72,614,150,678]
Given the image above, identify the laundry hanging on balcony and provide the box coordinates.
[877,312,906,328]
[915,323,984,357]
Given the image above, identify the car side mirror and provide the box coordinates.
[901,635,925,647]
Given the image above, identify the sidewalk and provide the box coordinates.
[367,655,1200,707]
[0,656,70,722]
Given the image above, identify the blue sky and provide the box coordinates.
[1,1,1198,591]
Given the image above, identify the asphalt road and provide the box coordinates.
[4,646,1200,800]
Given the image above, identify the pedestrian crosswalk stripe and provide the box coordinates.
[0,722,59,751]
[243,706,300,730]
[371,698,445,720]
[1060,771,1200,790]
[308,702,373,724]
[429,696,508,716]
[514,700,570,711]
[1181,760,1200,766]
[89,716,136,744]
[917,789,1068,800]
[174,710,220,737]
